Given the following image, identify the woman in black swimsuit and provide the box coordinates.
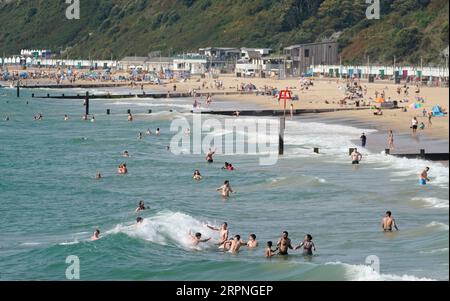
[295,234,316,256]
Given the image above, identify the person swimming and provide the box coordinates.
[91,115,96,123]
[138,132,143,140]
[128,113,133,122]
[64,114,69,121]
[206,148,216,163]
[217,181,233,198]
[122,151,130,158]
[277,231,293,256]
[419,167,431,185]
[189,231,211,246]
[156,128,161,136]
[95,172,102,180]
[295,234,316,256]
[135,201,149,213]
[193,170,202,181]
[146,128,152,136]
[136,217,144,225]
[246,234,258,248]
[91,229,100,241]
[118,164,128,174]
[265,241,278,258]
[382,211,399,232]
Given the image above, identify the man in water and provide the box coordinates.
[207,222,229,248]
[206,148,216,163]
[95,172,102,180]
[351,148,363,165]
[225,235,246,254]
[265,241,278,258]
[246,234,258,248]
[419,167,431,185]
[189,231,211,246]
[360,133,367,148]
[91,229,101,241]
[123,151,130,158]
[381,211,399,232]
[136,217,144,226]
[135,201,149,213]
[277,231,293,255]
[217,181,233,198]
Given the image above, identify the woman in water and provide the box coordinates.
[193,170,202,181]
[91,229,101,241]
[295,234,316,256]
[217,181,233,198]
[135,201,149,213]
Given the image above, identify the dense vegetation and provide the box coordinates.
[0,0,448,65]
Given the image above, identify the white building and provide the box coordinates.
[173,55,207,74]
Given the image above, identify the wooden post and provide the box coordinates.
[314,148,319,154]
[420,149,426,158]
[148,110,152,114]
[279,117,285,155]
[106,109,111,115]
[385,149,391,155]
[16,81,20,97]
[31,93,34,98]
[85,92,90,116]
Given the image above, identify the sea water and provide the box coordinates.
[0,88,448,280]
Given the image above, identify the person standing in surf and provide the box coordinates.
[189,231,211,246]
[277,231,293,256]
[295,234,316,256]
[419,167,431,185]
[388,130,395,150]
[206,222,229,248]
[217,181,233,198]
[360,133,367,148]
[351,148,363,165]
[206,148,216,163]
[381,211,399,232]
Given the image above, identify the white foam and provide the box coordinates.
[327,262,436,281]
[420,248,449,254]
[108,211,218,250]
[413,198,449,209]
[426,221,449,231]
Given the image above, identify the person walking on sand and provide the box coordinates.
[381,211,399,232]
[428,112,433,127]
[388,130,395,150]
[411,117,418,135]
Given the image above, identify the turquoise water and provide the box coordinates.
[0,88,448,281]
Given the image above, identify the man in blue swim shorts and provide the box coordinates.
[419,167,430,185]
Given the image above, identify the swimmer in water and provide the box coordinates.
[91,229,100,241]
[91,115,96,122]
[118,164,128,174]
[64,114,69,121]
[138,132,143,140]
[419,167,431,185]
[351,148,363,165]
[206,148,216,163]
[246,234,258,248]
[381,211,399,232]
[217,181,233,198]
[95,172,102,180]
[277,231,293,256]
[295,234,316,256]
[189,231,211,246]
[193,170,202,181]
[5,115,9,121]
[207,222,229,248]
[135,201,149,213]
[166,145,171,151]
[224,235,246,254]
[146,128,152,136]
[265,241,278,258]
[156,128,161,136]
[128,113,133,122]
[122,151,129,158]
[136,217,144,225]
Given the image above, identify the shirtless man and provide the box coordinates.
[419,167,431,185]
[277,231,293,255]
[189,231,211,246]
[217,181,233,198]
[206,148,216,163]
[135,201,149,213]
[246,234,258,248]
[351,148,363,165]
[381,211,399,232]
[225,235,246,254]
[206,222,229,247]
[91,229,101,241]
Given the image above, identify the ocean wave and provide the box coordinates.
[326,262,436,281]
[420,248,449,254]
[426,221,449,231]
[413,197,449,209]
[106,211,218,251]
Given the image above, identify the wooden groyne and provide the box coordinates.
[386,149,449,161]
[9,83,131,89]
[31,91,255,99]
[194,107,374,116]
